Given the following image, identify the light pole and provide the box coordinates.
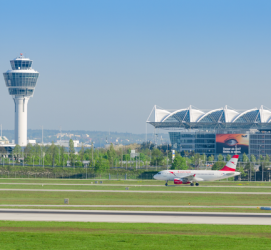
[86,163,87,179]
[121,146,123,168]
[166,144,168,170]
[22,148,24,167]
[257,145,264,182]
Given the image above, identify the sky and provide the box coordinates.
[0,0,270,134]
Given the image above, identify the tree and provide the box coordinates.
[79,144,85,162]
[107,143,116,167]
[60,146,65,166]
[250,154,256,163]
[94,157,110,173]
[226,154,231,161]
[193,153,202,168]
[217,154,224,161]
[171,154,188,170]
[90,142,94,167]
[24,143,34,164]
[202,154,206,163]
[150,148,164,166]
[34,144,41,165]
[242,153,249,163]
[208,155,214,162]
[212,161,225,170]
[49,142,58,167]
[13,145,21,161]
[69,139,75,167]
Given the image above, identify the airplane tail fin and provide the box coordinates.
[219,155,239,171]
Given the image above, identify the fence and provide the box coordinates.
[0,161,271,181]
[0,172,156,180]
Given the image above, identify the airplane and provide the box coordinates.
[153,155,240,186]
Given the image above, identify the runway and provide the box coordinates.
[0,209,270,225]
[0,188,270,194]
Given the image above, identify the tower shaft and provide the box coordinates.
[14,97,29,146]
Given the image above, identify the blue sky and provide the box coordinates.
[0,0,270,133]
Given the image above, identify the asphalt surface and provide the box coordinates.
[0,188,270,194]
[0,209,270,225]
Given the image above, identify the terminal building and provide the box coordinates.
[147,105,271,158]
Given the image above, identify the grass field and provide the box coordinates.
[0,178,271,186]
[1,184,271,192]
[0,221,271,249]
[0,190,270,210]
[0,179,270,213]
[0,206,269,213]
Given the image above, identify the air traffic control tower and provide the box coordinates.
[3,54,39,146]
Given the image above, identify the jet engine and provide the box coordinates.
[174,178,191,185]
[174,179,183,184]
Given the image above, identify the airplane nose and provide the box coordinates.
[153,174,158,180]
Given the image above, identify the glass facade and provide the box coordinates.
[164,110,190,123]
[234,110,261,123]
[250,134,271,156]
[10,60,32,70]
[3,57,39,97]
[8,88,34,96]
[169,132,216,156]
[170,131,271,157]
[199,110,225,123]
[3,73,39,87]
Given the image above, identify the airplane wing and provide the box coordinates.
[181,174,196,183]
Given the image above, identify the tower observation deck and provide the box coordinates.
[3,54,39,146]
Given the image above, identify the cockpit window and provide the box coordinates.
[157,172,161,174]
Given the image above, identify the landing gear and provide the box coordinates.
[190,183,194,186]
[165,181,168,186]
[195,183,199,186]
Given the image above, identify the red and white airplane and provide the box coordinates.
[153,155,240,186]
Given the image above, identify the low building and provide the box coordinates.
[55,140,80,147]
[0,136,10,144]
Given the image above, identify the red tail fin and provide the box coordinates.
[220,155,239,171]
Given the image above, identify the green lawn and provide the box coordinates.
[0,180,270,213]
[0,178,271,186]
[0,206,269,213]
[0,221,271,250]
[1,183,271,192]
[0,190,270,207]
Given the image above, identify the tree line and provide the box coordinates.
[2,140,271,175]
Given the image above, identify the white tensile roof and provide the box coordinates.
[150,105,271,123]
